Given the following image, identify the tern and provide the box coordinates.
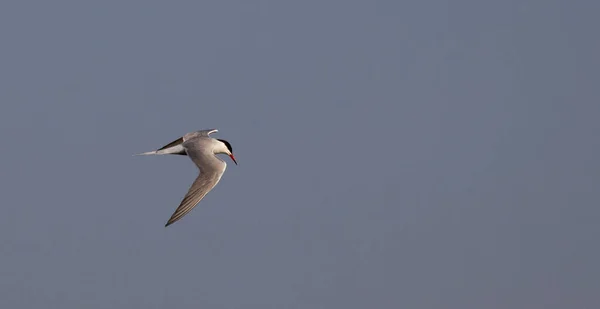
[135,129,237,227]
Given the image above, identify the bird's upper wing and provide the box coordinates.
[183,129,218,140]
[157,136,184,152]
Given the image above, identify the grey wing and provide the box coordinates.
[164,168,224,227]
[183,129,218,140]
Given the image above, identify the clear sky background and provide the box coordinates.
[1,1,599,308]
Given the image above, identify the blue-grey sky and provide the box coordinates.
[1,1,599,308]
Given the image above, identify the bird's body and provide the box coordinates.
[135,129,237,227]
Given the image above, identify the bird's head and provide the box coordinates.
[216,139,237,165]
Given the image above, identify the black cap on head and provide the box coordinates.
[217,139,233,153]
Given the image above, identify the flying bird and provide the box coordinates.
[135,129,237,227]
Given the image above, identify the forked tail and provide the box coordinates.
[132,151,159,156]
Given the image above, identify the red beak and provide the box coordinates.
[229,154,238,165]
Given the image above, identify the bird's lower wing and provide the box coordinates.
[164,170,223,227]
